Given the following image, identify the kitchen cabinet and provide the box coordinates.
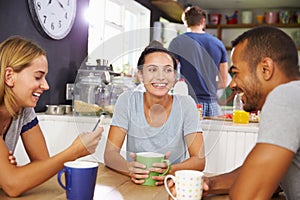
[206,23,300,50]
[14,114,127,166]
[201,120,258,173]
[14,115,259,174]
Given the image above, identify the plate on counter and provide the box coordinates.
[204,113,259,123]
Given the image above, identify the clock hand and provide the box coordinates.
[56,0,64,9]
[48,0,52,5]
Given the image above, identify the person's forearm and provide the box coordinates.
[217,81,227,89]
[217,63,229,89]
[2,146,82,197]
[208,167,240,195]
[104,151,131,177]
[169,156,205,175]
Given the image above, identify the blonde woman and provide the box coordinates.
[0,36,102,197]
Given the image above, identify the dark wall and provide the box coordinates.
[0,0,162,112]
[0,0,90,112]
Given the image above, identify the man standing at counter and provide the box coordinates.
[199,26,300,199]
[168,6,228,117]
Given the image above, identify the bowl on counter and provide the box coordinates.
[45,105,73,115]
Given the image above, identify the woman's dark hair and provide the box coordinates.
[137,40,177,70]
[231,26,299,77]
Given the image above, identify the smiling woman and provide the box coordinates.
[104,41,205,186]
[0,36,102,197]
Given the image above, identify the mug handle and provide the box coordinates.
[57,168,71,191]
[164,174,177,200]
[160,159,170,176]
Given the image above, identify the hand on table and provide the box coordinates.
[202,176,211,198]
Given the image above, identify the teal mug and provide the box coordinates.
[136,152,170,186]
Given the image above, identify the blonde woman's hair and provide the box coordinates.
[0,36,46,117]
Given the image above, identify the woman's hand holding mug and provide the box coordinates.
[129,152,171,186]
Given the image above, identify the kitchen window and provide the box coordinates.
[87,0,150,75]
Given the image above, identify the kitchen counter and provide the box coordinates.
[36,113,259,128]
[201,118,259,132]
[15,114,259,173]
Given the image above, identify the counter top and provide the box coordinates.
[36,113,259,133]
[201,119,259,133]
[31,114,259,173]
[36,113,111,125]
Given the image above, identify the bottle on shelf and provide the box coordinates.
[197,103,203,120]
[232,93,249,124]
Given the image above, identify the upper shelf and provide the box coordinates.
[206,23,300,50]
[206,23,300,29]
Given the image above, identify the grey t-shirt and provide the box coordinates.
[111,90,203,164]
[257,80,300,200]
[5,107,37,152]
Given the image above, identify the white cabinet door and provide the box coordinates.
[202,121,258,174]
[14,116,126,166]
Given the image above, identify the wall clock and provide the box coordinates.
[28,0,77,40]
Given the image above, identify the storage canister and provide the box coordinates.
[242,11,253,24]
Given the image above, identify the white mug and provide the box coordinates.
[164,170,203,200]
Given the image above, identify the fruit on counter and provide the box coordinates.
[220,113,233,119]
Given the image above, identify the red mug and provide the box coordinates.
[209,14,222,25]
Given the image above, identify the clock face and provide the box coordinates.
[28,0,77,40]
